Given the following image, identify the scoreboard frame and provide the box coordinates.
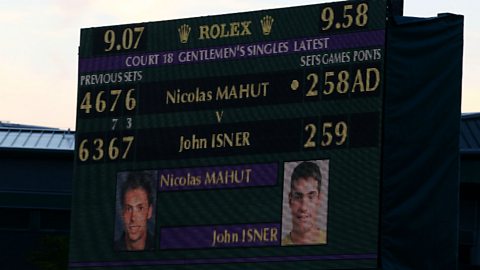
[70,1,387,269]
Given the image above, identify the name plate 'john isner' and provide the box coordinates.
[160,223,281,249]
[211,225,279,247]
[178,131,250,153]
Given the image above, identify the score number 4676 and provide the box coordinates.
[80,89,136,114]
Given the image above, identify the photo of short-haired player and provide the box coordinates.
[114,171,157,251]
[281,160,329,246]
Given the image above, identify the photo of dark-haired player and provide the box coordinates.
[281,160,329,246]
[114,171,157,251]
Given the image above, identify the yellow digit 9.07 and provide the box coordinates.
[104,27,145,52]
[104,30,116,52]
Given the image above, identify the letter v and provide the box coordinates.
[215,111,224,123]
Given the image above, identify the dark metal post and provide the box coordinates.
[388,0,404,17]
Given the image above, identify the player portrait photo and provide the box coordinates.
[114,170,157,251]
[281,160,329,246]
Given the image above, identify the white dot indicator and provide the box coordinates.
[291,80,300,91]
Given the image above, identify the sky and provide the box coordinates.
[0,0,478,130]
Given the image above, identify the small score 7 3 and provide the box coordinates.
[304,120,348,149]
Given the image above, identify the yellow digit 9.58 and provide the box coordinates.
[321,7,335,31]
[320,3,369,31]
[356,3,369,27]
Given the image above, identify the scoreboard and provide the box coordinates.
[70,0,386,269]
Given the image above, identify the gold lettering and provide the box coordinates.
[270,227,278,241]
[230,22,240,36]
[204,171,216,185]
[165,88,213,105]
[212,229,217,246]
[211,132,250,149]
[228,85,238,100]
[178,134,208,153]
[352,70,365,92]
[198,21,252,40]
[199,25,209,40]
[210,24,221,39]
[216,82,269,100]
[243,227,278,243]
[178,135,186,153]
[219,24,229,38]
[239,84,250,98]
[224,170,235,183]
[166,89,177,104]
[216,85,229,100]
[212,229,238,247]
[159,173,201,187]
[240,21,252,35]
[215,111,224,123]
[366,68,380,92]
[204,168,252,185]
[254,228,263,241]
[160,174,170,187]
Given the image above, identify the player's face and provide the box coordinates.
[122,188,152,247]
[289,177,321,235]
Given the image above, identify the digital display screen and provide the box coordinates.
[70,1,386,269]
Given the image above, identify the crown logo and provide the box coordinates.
[178,24,191,43]
[260,15,274,36]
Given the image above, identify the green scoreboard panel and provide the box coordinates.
[70,0,386,269]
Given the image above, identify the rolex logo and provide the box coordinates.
[178,24,191,43]
[260,15,274,36]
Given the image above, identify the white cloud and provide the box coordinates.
[1,0,479,129]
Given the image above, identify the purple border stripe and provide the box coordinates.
[69,253,377,268]
[160,223,281,249]
[158,163,277,191]
[79,30,385,73]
